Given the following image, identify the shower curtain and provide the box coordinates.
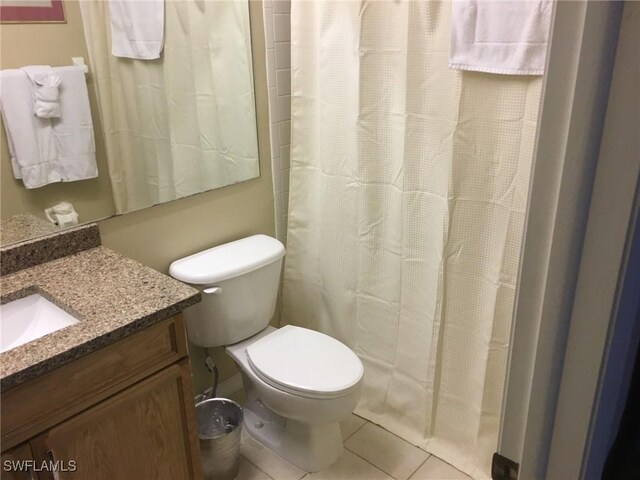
[80,0,259,214]
[281,1,543,477]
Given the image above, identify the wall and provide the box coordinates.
[98,0,275,394]
[0,0,116,226]
[263,0,291,243]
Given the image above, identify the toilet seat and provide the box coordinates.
[246,325,363,399]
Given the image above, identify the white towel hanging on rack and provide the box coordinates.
[0,65,97,189]
[108,0,165,60]
[449,0,553,75]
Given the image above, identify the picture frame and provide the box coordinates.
[0,0,66,24]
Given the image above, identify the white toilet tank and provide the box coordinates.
[169,235,285,347]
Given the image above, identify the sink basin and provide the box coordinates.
[0,294,79,354]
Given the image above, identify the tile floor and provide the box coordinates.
[226,388,472,480]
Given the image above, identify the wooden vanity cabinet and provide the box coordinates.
[1,315,202,480]
[1,443,36,480]
[30,362,197,480]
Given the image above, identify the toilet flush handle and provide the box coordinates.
[203,286,222,295]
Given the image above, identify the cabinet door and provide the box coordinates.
[31,361,202,480]
[1,443,36,480]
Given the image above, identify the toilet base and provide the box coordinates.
[243,388,344,472]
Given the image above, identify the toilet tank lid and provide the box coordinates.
[169,234,285,285]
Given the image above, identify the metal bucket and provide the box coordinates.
[196,398,244,480]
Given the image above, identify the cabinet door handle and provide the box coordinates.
[46,450,60,480]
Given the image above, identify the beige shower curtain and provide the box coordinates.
[80,0,259,214]
[281,1,543,477]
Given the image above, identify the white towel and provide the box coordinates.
[21,66,62,119]
[449,0,553,75]
[0,69,58,187]
[108,0,165,60]
[52,66,98,183]
[0,66,97,189]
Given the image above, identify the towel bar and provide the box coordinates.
[71,57,89,74]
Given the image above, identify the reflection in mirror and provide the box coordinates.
[80,0,260,214]
[0,0,260,246]
[0,0,117,247]
[1,214,59,245]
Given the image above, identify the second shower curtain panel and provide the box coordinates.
[281,1,543,477]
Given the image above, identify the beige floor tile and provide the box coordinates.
[409,456,470,480]
[235,456,272,480]
[340,414,367,441]
[240,436,306,480]
[345,422,429,480]
[306,450,392,480]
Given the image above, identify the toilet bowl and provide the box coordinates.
[227,325,363,471]
[169,235,364,472]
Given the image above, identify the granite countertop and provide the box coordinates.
[1,214,59,247]
[0,246,200,390]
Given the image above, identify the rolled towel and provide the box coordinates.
[21,66,62,118]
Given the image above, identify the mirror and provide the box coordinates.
[0,0,260,247]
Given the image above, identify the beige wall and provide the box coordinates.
[99,0,274,394]
[0,0,116,225]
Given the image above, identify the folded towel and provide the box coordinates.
[21,66,62,118]
[52,66,98,182]
[449,0,553,75]
[0,66,97,188]
[0,69,58,187]
[108,0,165,60]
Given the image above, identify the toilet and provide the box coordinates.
[169,234,364,472]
